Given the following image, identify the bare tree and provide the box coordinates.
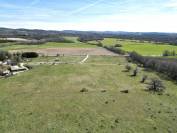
[148,78,165,92]
[132,67,138,76]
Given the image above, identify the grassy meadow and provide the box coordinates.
[1,37,177,56]
[0,56,177,133]
[0,37,97,51]
[99,38,177,56]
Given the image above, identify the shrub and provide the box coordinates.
[120,90,129,93]
[11,52,22,63]
[141,75,148,83]
[96,42,103,47]
[148,78,165,92]
[162,50,171,56]
[171,50,176,56]
[0,68,3,76]
[125,64,132,72]
[0,50,11,61]
[0,40,14,43]
[115,44,122,47]
[132,67,138,76]
[129,52,177,81]
[22,52,39,58]
[163,50,176,56]
[80,88,88,93]
[104,46,126,55]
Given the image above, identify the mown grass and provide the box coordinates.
[25,56,85,63]
[100,38,177,56]
[0,42,97,51]
[0,56,177,133]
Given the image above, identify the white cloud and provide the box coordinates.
[1,11,177,32]
[165,0,177,9]
[68,0,105,15]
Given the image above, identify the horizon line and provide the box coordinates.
[1,27,177,34]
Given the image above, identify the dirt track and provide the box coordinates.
[11,48,118,56]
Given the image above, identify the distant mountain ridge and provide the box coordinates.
[0,27,177,45]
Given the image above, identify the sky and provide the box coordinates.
[0,0,177,32]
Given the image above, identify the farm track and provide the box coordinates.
[79,55,89,64]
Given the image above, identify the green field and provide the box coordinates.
[0,42,97,51]
[0,37,97,51]
[25,55,86,64]
[1,37,177,56]
[0,56,177,133]
[100,38,177,56]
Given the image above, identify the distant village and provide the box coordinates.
[0,51,36,78]
[0,61,28,77]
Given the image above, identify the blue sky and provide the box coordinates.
[0,0,177,32]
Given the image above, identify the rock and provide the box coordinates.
[105,101,109,104]
[153,127,157,130]
[101,90,107,93]
[166,93,170,96]
[80,88,88,93]
[115,118,119,123]
[120,90,129,93]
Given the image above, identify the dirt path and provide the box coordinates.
[27,55,89,66]
[79,55,89,64]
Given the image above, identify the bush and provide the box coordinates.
[163,50,176,56]
[0,68,3,76]
[0,40,14,43]
[96,42,103,47]
[141,75,148,83]
[12,52,22,63]
[132,67,138,76]
[129,52,177,81]
[0,50,11,61]
[125,64,132,72]
[148,78,165,92]
[104,46,126,55]
[115,44,122,47]
[80,88,88,93]
[22,52,39,58]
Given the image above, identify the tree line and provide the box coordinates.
[1,28,177,45]
[129,52,177,81]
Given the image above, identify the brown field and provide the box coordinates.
[11,48,118,56]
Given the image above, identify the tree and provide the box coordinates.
[141,75,148,83]
[22,52,39,58]
[148,78,165,92]
[171,50,176,56]
[162,50,170,56]
[132,67,138,76]
[115,44,122,47]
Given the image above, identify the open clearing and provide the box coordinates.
[89,38,177,56]
[10,48,118,56]
[2,37,177,56]
[0,37,177,132]
[0,56,177,133]
[0,37,97,51]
